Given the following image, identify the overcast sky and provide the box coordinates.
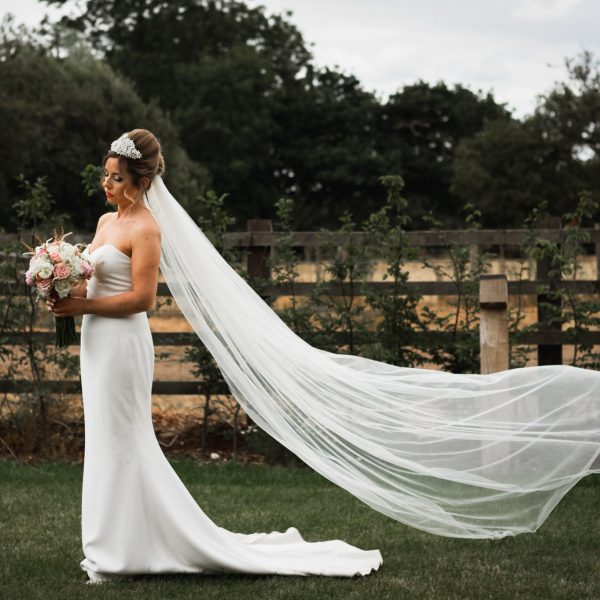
[3,0,598,117]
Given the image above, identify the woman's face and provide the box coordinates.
[102,157,139,206]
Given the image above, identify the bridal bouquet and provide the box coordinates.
[23,228,95,348]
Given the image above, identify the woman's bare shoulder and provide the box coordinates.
[132,211,162,244]
[97,211,116,231]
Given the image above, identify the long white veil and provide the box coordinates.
[144,174,600,539]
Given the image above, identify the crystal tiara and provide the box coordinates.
[110,133,142,160]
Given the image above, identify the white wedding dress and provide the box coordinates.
[78,243,383,583]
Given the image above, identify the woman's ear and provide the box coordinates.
[142,176,150,191]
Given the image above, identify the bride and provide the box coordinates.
[47,129,600,584]
[47,129,383,583]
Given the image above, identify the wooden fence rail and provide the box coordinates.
[2,279,600,298]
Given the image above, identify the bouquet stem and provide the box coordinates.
[55,315,77,348]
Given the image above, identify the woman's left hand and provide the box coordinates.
[47,295,87,317]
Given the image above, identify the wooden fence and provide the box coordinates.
[1,222,599,396]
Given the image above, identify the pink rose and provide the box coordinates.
[81,261,95,278]
[53,262,71,279]
[49,252,62,263]
[36,277,53,293]
[25,270,34,286]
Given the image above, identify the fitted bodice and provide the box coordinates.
[81,243,149,330]
[82,244,133,297]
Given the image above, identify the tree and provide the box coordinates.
[271,68,383,229]
[451,118,548,226]
[0,17,207,232]
[40,1,389,229]
[452,51,600,226]
[376,81,509,226]
[43,0,314,226]
[41,0,517,229]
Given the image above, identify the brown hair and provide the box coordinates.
[101,128,165,204]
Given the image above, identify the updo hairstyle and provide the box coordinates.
[101,128,165,204]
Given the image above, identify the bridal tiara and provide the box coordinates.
[110,133,142,160]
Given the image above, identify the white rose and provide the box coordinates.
[54,278,72,299]
[68,256,82,280]
[28,262,43,276]
[30,255,50,270]
[60,244,76,260]
[37,265,54,279]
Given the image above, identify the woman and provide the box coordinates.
[47,129,383,584]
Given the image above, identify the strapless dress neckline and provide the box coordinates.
[87,244,131,260]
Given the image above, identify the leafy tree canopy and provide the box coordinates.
[42,0,510,228]
[377,81,510,226]
[452,51,600,226]
[0,14,208,232]
[5,2,595,229]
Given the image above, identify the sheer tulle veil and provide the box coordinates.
[143,174,600,540]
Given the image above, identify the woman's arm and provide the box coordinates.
[48,224,161,318]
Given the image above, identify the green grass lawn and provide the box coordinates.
[1,457,600,599]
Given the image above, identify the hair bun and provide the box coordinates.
[157,152,165,176]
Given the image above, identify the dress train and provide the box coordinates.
[79,243,382,581]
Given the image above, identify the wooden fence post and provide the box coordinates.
[246,219,273,280]
[479,274,509,374]
[594,223,600,281]
[536,217,562,365]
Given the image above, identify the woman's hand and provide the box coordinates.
[70,279,88,298]
[47,295,88,317]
